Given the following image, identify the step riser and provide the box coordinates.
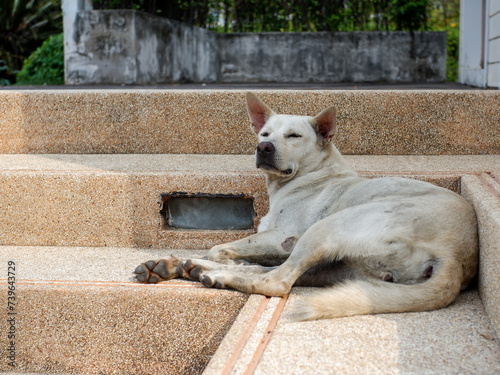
[1,90,499,155]
[0,172,267,249]
[0,171,462,249]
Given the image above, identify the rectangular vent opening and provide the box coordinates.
[160,193,255,230]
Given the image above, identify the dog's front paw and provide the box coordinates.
[133,257,181,284]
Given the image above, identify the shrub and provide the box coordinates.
[0,0,62,83]
[16,33,64,85]
[0,60,11,86]
[446,26,459,82]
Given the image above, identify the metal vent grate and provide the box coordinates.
[160,193,255,230]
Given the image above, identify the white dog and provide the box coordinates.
[135,93,478,320]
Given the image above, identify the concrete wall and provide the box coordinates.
[65,10,219,85]
[219,32,446,83]
[64,8,447,85]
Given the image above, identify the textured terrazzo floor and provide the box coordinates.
[206,290,500,375]
[0,247,248,374]
[1,246,499,375]
[1,88,499,374]
[1,154,499,249]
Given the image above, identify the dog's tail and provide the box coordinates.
[292,259,463,321]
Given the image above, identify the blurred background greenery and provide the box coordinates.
[0,0,62,85]
[0,0,460,86]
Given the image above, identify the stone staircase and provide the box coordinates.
[1,89,499,374]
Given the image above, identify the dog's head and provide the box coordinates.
[246,93,336,180]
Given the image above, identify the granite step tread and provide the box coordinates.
[207,290,500,375]
[1,246,499,374]
[1,154,499,174]
[0,248,247,374]
[1,154,499,249]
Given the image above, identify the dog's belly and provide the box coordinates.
[268,178,474,285]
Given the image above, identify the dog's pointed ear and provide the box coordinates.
[246,92,275,133]
[312,107,336,145]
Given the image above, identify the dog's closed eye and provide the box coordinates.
[286,133,302,138]
[261,132,270,137]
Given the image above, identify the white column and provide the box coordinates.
[459,0,488,87]
[62,0,93,84]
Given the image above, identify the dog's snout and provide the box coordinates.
[257,142,275,156]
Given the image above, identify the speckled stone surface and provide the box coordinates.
[0,245,499,374]
[0,247,248,374]
[256,289,500,374]
[205,290,500,375]
[2,154,498,249]
[0,155,267,249]
[0,284,247,374]
[1,88,499,374]
[0,246,208,282]
[461,174,500,337]
[1,90,499,155]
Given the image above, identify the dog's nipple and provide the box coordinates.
[281,237,298,252]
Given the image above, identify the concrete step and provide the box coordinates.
[0,154,265,249]
[207,290,500,375]
[1,154,500,374]
[1,90,499,155]
[2,88,499,374]
[0,247,248,374]
[2,154,499,249]
[461,173,500,342]
[2,154,500,341]
[1,246,499,374]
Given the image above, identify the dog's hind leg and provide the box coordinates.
[200,200,473,319]
[194,200,455,297]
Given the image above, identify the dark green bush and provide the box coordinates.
[0,60,11,85]
[446,26,459,82]
[0,0,62,83]
[16,33,64,85]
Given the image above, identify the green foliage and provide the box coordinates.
[390,0,430,31]
[94,0,214,27]
[95,0,459,81]
[94,0,446,32]
[446,25,459,82]
[16,33,64,85]
[0,0,62,83]
[427,0,460,81]
[0,60,11,85]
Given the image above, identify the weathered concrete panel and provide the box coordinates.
[64,9,446,85]
[219,32,447,83]
[134,11,219,84]
[67,11,137,84]
[66,10,219,85]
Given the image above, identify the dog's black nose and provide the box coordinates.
[256,142,275,156]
